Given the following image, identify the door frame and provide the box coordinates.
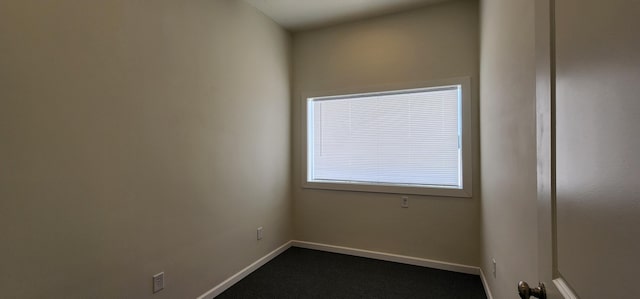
[535,1,578,298]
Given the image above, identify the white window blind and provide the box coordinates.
[307,85,462,188]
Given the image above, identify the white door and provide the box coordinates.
[532,0,640,298]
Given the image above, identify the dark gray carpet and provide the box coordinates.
[217,247,487,299]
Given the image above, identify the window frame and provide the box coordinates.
[301,77,473,197]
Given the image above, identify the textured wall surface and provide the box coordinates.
[0,1,291,298]
[479,0,538,298]
[292,0,481,267]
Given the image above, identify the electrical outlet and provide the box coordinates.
[257,227,263,240]
[492,258,497,278]
[153,272,164,293]
[401,196,409,208]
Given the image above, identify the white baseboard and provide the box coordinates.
[291,240,480,275]
[479,268,495,299]
[197,241,292,299]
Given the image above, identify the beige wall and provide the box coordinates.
[291,0,480,266]
[0,1,291,298]
[479,0,538,298]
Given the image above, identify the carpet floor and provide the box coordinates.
[216,247,488,299]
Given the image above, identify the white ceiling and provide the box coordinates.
[244,0,450,31]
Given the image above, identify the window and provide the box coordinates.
[303,78,472,197]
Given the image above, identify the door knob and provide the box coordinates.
[518,281,546,299]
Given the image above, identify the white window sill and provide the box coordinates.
[302,180,472,198]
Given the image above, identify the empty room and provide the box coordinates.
[1,0,637,298]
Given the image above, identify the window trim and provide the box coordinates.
[301,77,473,198]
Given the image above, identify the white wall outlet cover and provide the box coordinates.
[492,258,496,277]
[153,272,164,293]
[257,227,263,240]
[401,196,409,208]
